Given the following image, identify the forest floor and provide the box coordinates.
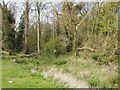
[2,54,118,88]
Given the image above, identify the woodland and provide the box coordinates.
[1,0,119,88]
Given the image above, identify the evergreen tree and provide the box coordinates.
[2,2,15,55]
[15,13,25,52]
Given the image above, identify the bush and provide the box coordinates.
[44,39,66,56]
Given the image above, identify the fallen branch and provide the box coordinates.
[75,5,94,32]
[77,47,95,52]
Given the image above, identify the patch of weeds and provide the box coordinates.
[32,60,40,66]
[108,73,118,88]
[62,66,69,73]
[53,60,67,65]
[30,73,39,77]
[18,59,29,64]
[2,55,16,60]
[91,53,105,65]
[100,81,112,88]
[17,75,27,78]
[34,56,53,65]
[2,56,7,60]
[87,69,118,88]
[40,55,51,61]
[88,75,100,88]
[91,53,101,60]
[47,76,67,88]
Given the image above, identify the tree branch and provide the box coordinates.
[75,5,94,32]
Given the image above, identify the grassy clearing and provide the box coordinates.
[2,55,65,88]
[2,54,118,88]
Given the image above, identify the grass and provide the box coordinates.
[2,55,65,88]
[56,55,118,88]
[40,54,118,88]
[34,54,118,88]
[2,54,118,88]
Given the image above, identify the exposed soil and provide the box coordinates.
[42,67,89,88]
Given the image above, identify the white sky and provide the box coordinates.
[2,0,119,3]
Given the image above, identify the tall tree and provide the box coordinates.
[2,1,15,55]
[61,2,85,52]
[15,13,25,52]
[36,1,41,54]
[50,2,61,38]
[23,0,29,54]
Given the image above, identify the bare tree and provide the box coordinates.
[36,1,41,54]
[23,0,29,54]
[35,1,46,54]
[50,2,61,39]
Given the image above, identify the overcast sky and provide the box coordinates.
[2,0,119,3]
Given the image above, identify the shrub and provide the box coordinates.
[44,39,66,56]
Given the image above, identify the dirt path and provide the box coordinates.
[42,67,89,88]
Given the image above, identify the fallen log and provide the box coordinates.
[77,47,95,52]
[75,47,95,56]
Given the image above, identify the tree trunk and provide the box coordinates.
[24,0,29,54]
[73,31,76,51]
[36,2,41,54]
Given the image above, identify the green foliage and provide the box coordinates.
[91,2,118,33]
[91,53,100,60]
[91,53,103,64]
[28,25,37,53]
[43,38,66,56]
[18,59,29,64]
[44,38,57,54]
[43,23,52,43]
[54,41,67,56]
[15,13,25,52]
[108,73,118,87]
[53,60,67,65]
[46,76,66,88]
[88,76,100,87]
[2,2,15,54]
[81,2,118,64]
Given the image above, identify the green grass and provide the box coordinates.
[2,55,65,88]
[2,54,118,88]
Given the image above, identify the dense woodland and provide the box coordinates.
[1,0,119,88]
